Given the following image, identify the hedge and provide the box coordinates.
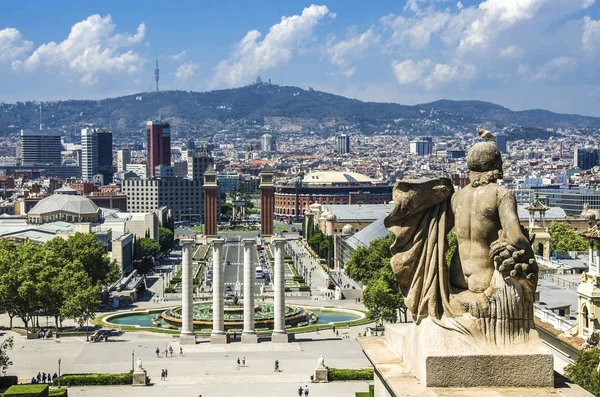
[0,376,18,389]
[48,390,67,397]
[328,368,374,381]
[52,372,132,386]
[3,384,48,397]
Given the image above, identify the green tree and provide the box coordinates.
[549,222,589,253]
[564,349,600,396]
[60,261,100,337]
[345,235,405,324]
[159,227,174,253]
[0,336,13,376]
[137,238,160,273]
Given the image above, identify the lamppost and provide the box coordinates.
[131,350,135,372]
[161,273,165,299]
[57,358,61,388]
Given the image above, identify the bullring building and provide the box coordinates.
[274,171,392,218]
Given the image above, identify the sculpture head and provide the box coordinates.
[466,142,503,186]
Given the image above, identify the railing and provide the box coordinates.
[534,303,575,332]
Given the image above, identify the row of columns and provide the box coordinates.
[179,237,288,344]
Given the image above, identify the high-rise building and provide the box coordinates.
[409,137,433,156]
[117,149,131,172]
[187,148,213,181]
[261,134,275,153]
[81,127,113,183]
[336,134,350,154]
[496,133,507,153]
[574,148,599,170]
[146,121,171,177]
[20,129,62,165]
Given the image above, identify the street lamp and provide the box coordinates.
[161,273,165,299]
[57,358,61,388]
[131,350,135,372]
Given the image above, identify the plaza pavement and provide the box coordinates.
[7,327,373,397]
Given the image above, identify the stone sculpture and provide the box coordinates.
[384,141,539,345]
[317,355,326,368]
[136,357,143,370]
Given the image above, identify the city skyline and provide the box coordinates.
[0,0,599,116]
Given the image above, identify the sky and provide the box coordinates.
[1,0,600,116]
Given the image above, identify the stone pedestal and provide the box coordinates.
[132,370,147,386]
[313,367,328,383]
[272,238,288,343]
[211,238,226,344]
[242,238,257,343]
[358,335,592,397]
[385,319,554,388]
[179,239,196,345]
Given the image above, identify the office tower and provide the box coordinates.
[187,147,213,181]
[81,127,113,183]
[574,148,599,170]
[20,129,62,165]
[409,137,433,156]
[203,165,218,237]
[147,121,171,177]
[496,133,507,153]
[336,134,350,154]
[261,134,275,153]
[117,149,131,172]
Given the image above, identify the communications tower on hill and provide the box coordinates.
[154,55,160,92]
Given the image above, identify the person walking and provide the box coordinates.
[274,360,279,372]
[165,368,168,379]
[237,357,240,368]
[298,386,303,396]
[304,385,309,396]
[169,345,174,357]
[164,347,169,358]
[179,347,183,356]
[242,357,246,367]
[156,347,160,358]
[161,369,165,381]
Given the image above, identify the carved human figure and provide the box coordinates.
[136,357,143,371]
[317,355,325,368]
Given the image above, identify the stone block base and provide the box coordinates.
[271,332,289,343]
[210,333,227,344]
[313,368,328,383]
[132,370,147,386]
[179,332,196,345]
[241,333,258,344]
[359,337,592,397]
[385,319,554,388]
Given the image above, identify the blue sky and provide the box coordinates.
[1,0,600,116]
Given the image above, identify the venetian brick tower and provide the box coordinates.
[203,165,218,237]
[260,165,274,238]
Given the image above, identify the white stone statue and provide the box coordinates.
[136,357,143,371]
[317,355,325,368]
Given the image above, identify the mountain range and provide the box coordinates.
[1,84,598,142]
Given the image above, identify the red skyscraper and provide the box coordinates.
[146,121,171,177]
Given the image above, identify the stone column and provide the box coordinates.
[210,238,226,344]
[242,238,257,343]
[271,237,288,343]
[179,239,195,344]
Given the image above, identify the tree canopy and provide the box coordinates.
[0,233,116,330]
[549,222,589,253]
[159,227,174,253]
[564,348,600,396]
[345,234,404,323]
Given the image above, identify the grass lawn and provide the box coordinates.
[190,226,204,232]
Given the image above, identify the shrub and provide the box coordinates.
[328,368,374,381]
[564,349,600,396]
[52,372,132,386]
[164,287,175,293]
[292,276,305,282]
[170,277,182,284]
[299,285,311,291]
[0,376,19,389]
[48,389,67,397]
[3,384,48,397]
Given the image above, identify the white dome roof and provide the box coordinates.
[342,224,354,235]
[29,194,99,216]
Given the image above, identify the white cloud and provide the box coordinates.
[12,14,145,85]
[499,45,523,58]
[175,62,199,80]
[0,28,33,63]
[583,16,600,53]
[423,62,475,89]
[457,1,463,10]
[211,4,330,88]
[382,11,451,50]
[391,59,432,84]
[326,27,379,75]
[169,51,187,61]
[533,56,576,80]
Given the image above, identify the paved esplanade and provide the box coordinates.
[242,238,258,343]
[271,237,288,343]
[179,239,195,344]
[210,238,226,344]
